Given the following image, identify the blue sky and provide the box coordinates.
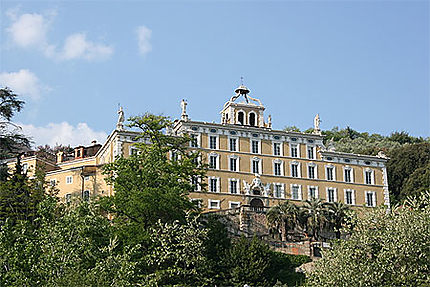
[1,0,429,147]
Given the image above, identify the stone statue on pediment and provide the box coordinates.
[117,106,125,131]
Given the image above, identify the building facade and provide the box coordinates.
[7,85,390,212]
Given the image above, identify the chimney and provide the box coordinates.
[91,140,97,145]
[57,151,64,164]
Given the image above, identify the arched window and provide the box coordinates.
[249,112,256,126]
[238,111,245,125]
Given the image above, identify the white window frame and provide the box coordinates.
[208,199,221,209]
[228,136,239,152]
[343,166,354,183]
[307,163,317,179]
[229,201,241,209]
[228,178,240,194]
[66,176,73,185]
[191,176,202,192]
[273,159,284,176]
[307,185,319,200]
[365,191,377,207]
[208,134,219,150]
[250,139,261,154]
[208,176,220,193]
[364,168,374,185]
[344,189,356,205]
[236,109,246,125]
[82,190,90,201]
[273,183,285,199]
[325,164,336,181]
[208,152,219,170]
[65,193,72,203]
[50,179,57,187]
[190,133,200,148]
[290,184,302,200]
[272,141,283,156]
[290,143,300,158]
[307,145,315,159]
[326,187,338,202]
[228,154,239,172]
[290,161,301,178]
[251,157,262,175]
[170,150,180,161]
[22,163,28,173]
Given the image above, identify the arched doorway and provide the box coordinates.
[250,198,264,212]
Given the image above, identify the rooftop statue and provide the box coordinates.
[116,106,125,131]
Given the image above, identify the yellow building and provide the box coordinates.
[7,85,390,211]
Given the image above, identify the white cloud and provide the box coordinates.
[56,33,113,61]
[6,10,113,61]
[19,122,108,147]
[0,69,48,100]
[136,25,152,56]
[6,12,49,48]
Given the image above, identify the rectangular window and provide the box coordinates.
[230,157,237,172]
[274,184,283,198]
[50,179,56,187]
[229,138,237,151]
[190,134,198,147]
[327,188,335,202]
[209,178,218,192]
[209,136,217,149]
[365,171,373,185]
[22,163,28,173]
[252,160,260,174]
[171,151,178,161]
[82,190,90,201]
[307,146,314,159]
[229,179,238,194]
[66,176,73,184]
[309,187,317,199]
[291,164,299,178]
[326,167,334,181]
[229,201,240,209]
[366,191,376,207]
[191,198,202,208]
[274,162,282,176]
[191,176,200,191]
[345,169,351,183]
[209,155,217,169]
[273,142,281,156]
[290,145,298,158]
[251,140,259,154]
[345,189,354,205]
[308,166,315,179]
[291,185,300,200]
[65,193,71,203]
[209,199,220,209]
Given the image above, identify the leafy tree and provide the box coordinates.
[284,125,301,132]
[224,236,273,287]
[101,113,206,245]
[401,163,430,198]
[387,143,430,202]
[267,200,300,241]
[306,193,430,287]
[300,198,329,241]
[325,202,350,239]
[0,88,31,180]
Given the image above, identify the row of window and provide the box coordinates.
[190,134,316,159]
[208,154,375,184]
[205,177,377,207]
[50,175,92,187]
[64,190,90,202]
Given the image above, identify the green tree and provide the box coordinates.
[300,198,329,241]
[387,143,430,202]
[101,113,206,245]
[284,126,301,132]
[325,201,350,239]
[306,193,430,287]
[267,200,300,241]
[0,88,31,180]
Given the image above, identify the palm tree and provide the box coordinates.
[267,200,299,241]
[326,201,350,239]
[301,198,329,241]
